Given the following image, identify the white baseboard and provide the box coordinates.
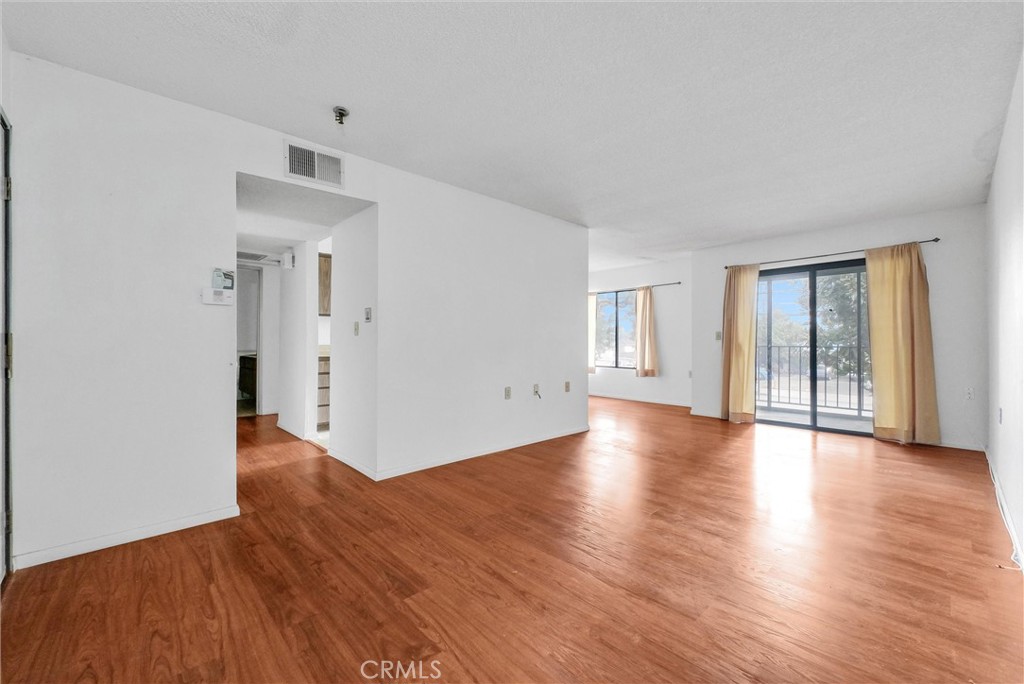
[986,455,1023,571]
[326,450,379,480]
[329,425,591,482]
[12,505,240,570]
[587,392,691,408]
[939,440,987,451]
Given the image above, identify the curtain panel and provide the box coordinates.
[635,286,658,377]
[721,264,760,423]
[865,242,940,445]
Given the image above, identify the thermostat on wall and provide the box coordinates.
[201,287,235,306]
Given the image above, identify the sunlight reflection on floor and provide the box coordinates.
[753,426,816,542]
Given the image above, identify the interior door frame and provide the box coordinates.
[755,257,869,437]
[1,106,12,579]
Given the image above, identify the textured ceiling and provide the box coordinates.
[237,173,373,227]
[5,2,1023,270]
[236,172,374,249]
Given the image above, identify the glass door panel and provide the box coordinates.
[815,266,872,433]
[756,273,811,427]
[755,260,872,435]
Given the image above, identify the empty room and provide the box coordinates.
[0,2,1022,683]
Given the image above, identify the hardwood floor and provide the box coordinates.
[2,398,1021,683]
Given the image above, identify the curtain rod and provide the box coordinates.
[723,237,940,270]
[590,281,681,295]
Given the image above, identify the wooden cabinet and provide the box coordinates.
[317,355,330,429]
[318,253,331,316]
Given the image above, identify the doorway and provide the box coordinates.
[236,265,261,418]
[755,259,873,435]
[234,173,374,447]
[315,239,332,449]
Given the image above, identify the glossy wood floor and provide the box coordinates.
[3,398,1021,683]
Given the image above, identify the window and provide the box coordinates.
[595,290,637,369]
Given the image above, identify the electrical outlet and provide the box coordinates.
[504,386,511,400]
[715,331,722,341]
[565,381,570,393]
[965,387,975,401]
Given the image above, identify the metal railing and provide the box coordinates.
[755,344,873,416]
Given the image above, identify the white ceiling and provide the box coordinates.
[6,2,1022,271]
[236,233,300,259]
[236,172,374,250]
[237,173,373,227]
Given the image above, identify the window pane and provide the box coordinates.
[595,292,616,366]
[617,290,637,369]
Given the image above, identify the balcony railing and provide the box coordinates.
[755,344,873,416]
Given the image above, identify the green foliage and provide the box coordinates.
[757,307,808,346]
[757,269,871,378]
[808,271,870,376]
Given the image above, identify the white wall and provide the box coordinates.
[10,56,245,567]
[257,265,281,415]
[330,179,589,480]
[277,240,318,440]
[691,205,989,451]
[986,53,1023,562]
[318,317,331,346]
[330,207,379,476]
[8,53,588,564]
[235,267,259,353]
[588,257,693,406]
[1,12,9,107]
[371,173,588,479]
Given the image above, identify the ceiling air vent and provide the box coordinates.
[237,251,269,262]
[284,141,344,188]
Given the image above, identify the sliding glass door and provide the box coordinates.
[755,260,873,434]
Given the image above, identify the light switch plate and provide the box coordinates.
[353,321,359,336]
[364,307,372,322]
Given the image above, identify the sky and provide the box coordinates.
[760,277,809,325]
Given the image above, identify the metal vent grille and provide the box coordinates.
[237,251,269,262]
[284,142,344,188]
[316,152,342,184]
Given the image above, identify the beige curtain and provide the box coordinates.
[865,243,940,445]
[587,293,597,374]
[635,286,658,377]
[721,264,760,423]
